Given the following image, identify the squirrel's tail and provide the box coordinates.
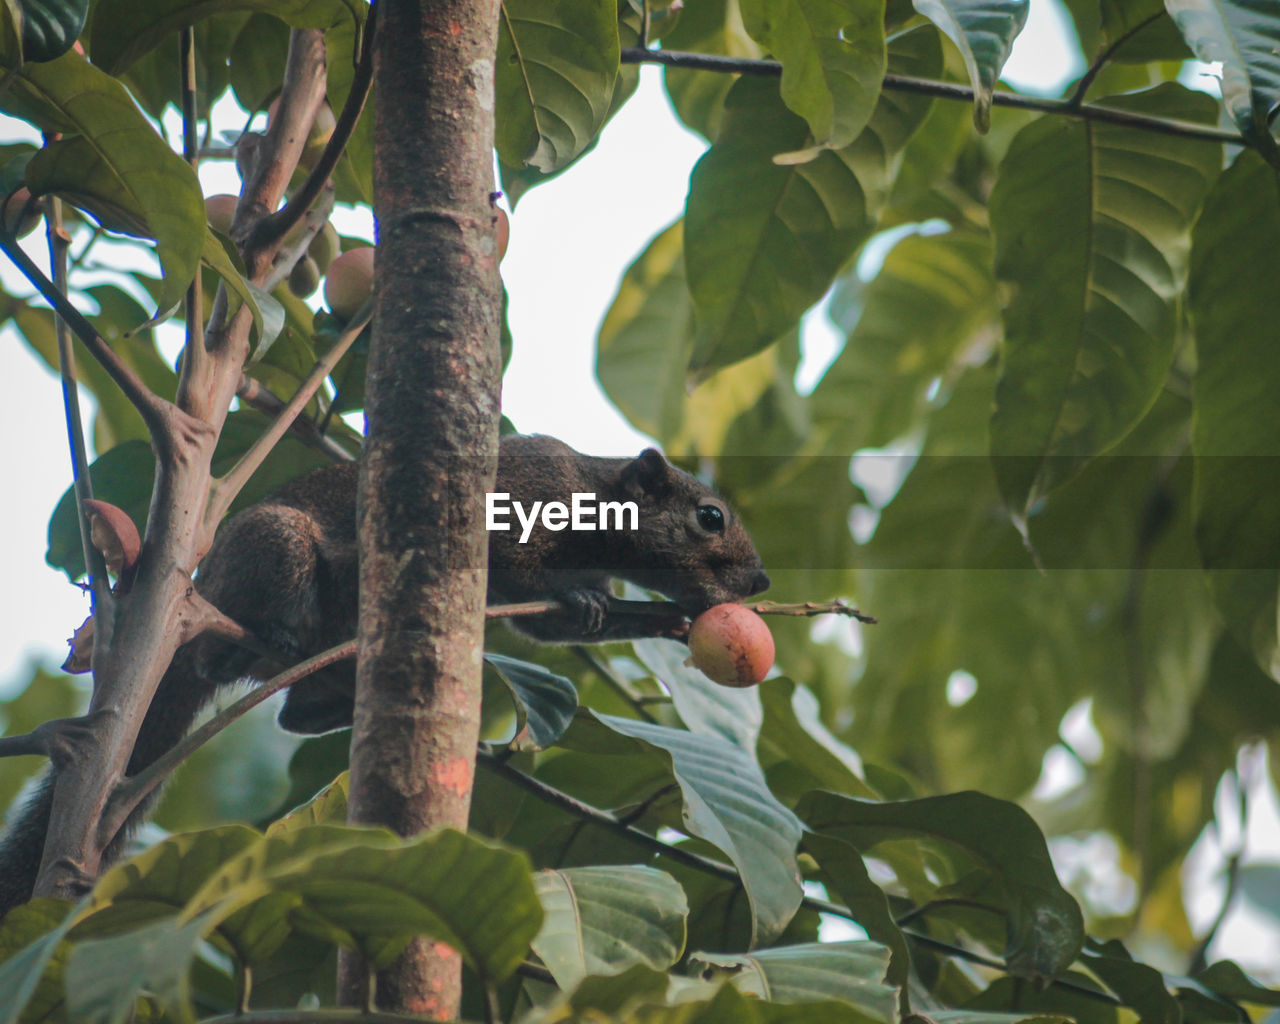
[0,647,213,916]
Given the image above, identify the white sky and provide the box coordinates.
[0,0,1275,980]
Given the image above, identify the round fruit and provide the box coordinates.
[288,255,321,298]
[688,603,774,687]
[205,193,238,234]
[308,222,341,273]
[323,246,375,321]
[1,188,43,238]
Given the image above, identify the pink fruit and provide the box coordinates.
[323,246,375,321]
[688,603,774,687]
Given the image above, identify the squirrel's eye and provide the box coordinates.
[697,504,725,533]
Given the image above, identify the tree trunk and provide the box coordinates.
[341,0,503,1016]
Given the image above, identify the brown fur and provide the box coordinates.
[0,435,768,911]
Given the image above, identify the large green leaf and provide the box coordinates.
[810,229,997,452]
[18,0,90,62]
[988,85,1221,516]
[627,980,891,1023]
[67,915,206,1024]
[661,0,761,142]
[1189,149,1280,678]
[595,219,786,451]
[563,712,804,945]
[1164,0,1280,155]
[632,637,762,753]
[495,0,619,173]
[692,941,896,1020]
[911,0,1028,130]
[0,899,78,1024]
[802,834,911,991]
[685,76,873,377]
[532,865,687,988]
[738,0,886,160]
[799,791,1085,981]
[484,652,579,751]
[3,50,206,312]
[87,0,363,75]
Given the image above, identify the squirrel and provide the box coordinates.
[0,433,769,913]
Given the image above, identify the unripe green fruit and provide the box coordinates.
[323,246,375,321]
[688,603,774,687]
[308,222,340,273]
[288,255,321,298]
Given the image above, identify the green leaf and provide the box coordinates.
[0,899,78,1024]
[4,51,206,313]
[1189,150,1280,678]
[1165,0,1280,154]
[911,0,1028,130]
[738,0,886,159]
[87,0,363,75]
[758,680,876,802]
[803,833,911,992]
[628,980,889,1023]
[799,791,1084,981]
[266,772,350,835]
[201,228,272,352]
[685,76,873,377]
[632,637,762,752]
[495,0,619,173]
[484,652,578,751]
[1081,938,1179,1024]
[532,865,687,988]
[19,0,89,62]
[277,828,542,977]
[597,220,696,443]
[691,941,897,1020]
[67,914,207,1024]
[661,0,760,142]
[566,712,804,945]
[810,229,997,452]
[988,85,1221,514]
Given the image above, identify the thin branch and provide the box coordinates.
[571,645,660,723]
[619,47,1242,145]
[0,233,170,435]
[98,640,356,847]
[1068,12,1165,107]
[46,196,110,613]
[179,25,208,392]
[236,374,357,462]
[204,301,372,530]
[894,896,1009,929]
[480,750,1125,1007]
[251,5,376,253]
[748,599,876,624]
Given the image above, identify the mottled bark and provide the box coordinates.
[342,0,502,1016]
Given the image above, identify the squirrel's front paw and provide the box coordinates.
[559,588,610,636]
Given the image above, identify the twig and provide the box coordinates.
[98,640,356,847]
[479,750,1124,1006]
[747,599,876,624]
[45,195,110,614]
[0,233,170,435]
[236,374,357,462]
[1068,12,1165,107]
[204,301,372,529]
[178,26,208,395]
[250,4,376,254]
[570,646,659,723]
[619,48,1242,145]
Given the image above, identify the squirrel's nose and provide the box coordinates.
[747,570,770,596]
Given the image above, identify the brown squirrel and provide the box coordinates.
[0,434,769,912]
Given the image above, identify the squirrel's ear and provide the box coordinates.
[621,448,672,497]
